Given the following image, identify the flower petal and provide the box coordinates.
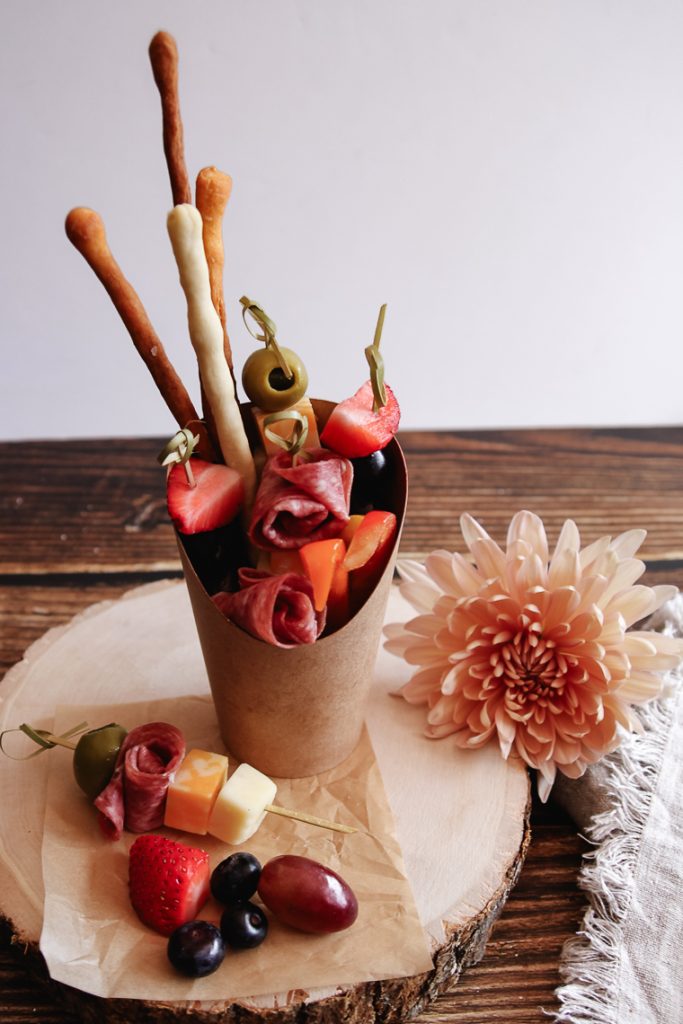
[551,518,580,564]
[508,510,549,565]
[424,550,462,596]
[651,585,679,610]
[605,585,658,627]
[548,548,580,589]
[579,535,612,573]
[536,761,557,802]
[460,512,492,549]
[610,528,646,560]
[597,559,647,607]
[469,537,507,581]
[612,672,664,703]
[398,580,442,614]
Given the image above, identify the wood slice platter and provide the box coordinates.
[0,581,530,1023]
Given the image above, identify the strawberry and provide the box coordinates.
[320,381,400,459]
[166,458,244,535]
[128,834,210,936]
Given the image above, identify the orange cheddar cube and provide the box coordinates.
[164,749,229,836]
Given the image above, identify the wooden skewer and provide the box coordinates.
[265,804,357,835]
[149,31,192,206]
[65,207,199,431]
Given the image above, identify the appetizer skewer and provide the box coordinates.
[1,722,355,839]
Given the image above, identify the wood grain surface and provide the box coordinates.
[1,425,681,1022]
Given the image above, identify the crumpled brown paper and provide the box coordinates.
[40,696,433,1002]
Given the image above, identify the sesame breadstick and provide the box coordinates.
[149,31,192,207]
[167,204,256,507]
[196,166,234,378]
[65,206,198,430]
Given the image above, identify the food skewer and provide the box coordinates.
[167,204,257,509]
[149,31,192,206]
[196,166,236,384]
[2,724,356,837]
[65,207,201,434]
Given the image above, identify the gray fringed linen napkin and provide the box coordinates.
[552,595,683,1024]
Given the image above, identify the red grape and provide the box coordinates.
[258,855,358,934]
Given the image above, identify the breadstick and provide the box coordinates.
[196,166,234,376]
[65,207,198,430]
[167,204,256,507]
[149,31,192,206]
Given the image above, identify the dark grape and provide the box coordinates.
[211,852,262,905]
[350,449,389,514]
[180,519,249,595]
[220,901,268,949]
[258,855,358,934]
[167,920,225,977]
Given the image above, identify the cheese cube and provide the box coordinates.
[164,749,228,835]
[251,397,320,457]
[208,763,277,845]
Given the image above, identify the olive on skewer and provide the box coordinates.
[240,297,308,412]
[0,721,127,801]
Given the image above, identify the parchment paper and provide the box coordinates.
[40,696,433,1001]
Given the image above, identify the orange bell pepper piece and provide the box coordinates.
[343,511,397,572]
[299,538,346,613]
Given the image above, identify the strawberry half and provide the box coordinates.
[320,381,400,459]
[166,458,244,535]
[128,834,210,936]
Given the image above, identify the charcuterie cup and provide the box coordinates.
[178,400,408,778]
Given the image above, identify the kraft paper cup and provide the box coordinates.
[179,400,408,778]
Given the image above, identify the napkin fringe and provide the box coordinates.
[552,596,683,1024]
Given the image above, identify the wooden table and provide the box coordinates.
[1,426,681,1022]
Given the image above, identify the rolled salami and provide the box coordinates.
[94,722,185,840]
[248,448,353,551]
[213,569,326,648]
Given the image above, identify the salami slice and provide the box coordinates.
[94,722,185,840]
[213,569,326,647]
[248,448,353,550]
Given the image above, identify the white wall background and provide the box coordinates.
[2,0,682,440]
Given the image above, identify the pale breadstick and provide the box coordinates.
[149,31,192,206]
[196,166,234,376]
[65,206,198,430]
[167,204,256,507]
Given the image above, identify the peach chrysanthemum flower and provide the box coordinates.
[384,511,683,800]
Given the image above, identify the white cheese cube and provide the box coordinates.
[208,763,277,845]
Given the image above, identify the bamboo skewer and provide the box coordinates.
[265,804,357,835]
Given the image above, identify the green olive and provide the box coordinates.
[73,723,127,800]
[242,346,308,412]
